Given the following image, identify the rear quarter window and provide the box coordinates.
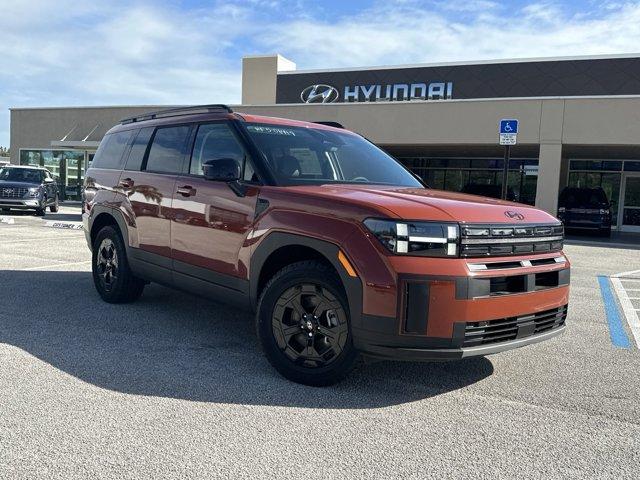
[92,130,134,170]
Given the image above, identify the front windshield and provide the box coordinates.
[244,123,423,188]
[0,167,44,183]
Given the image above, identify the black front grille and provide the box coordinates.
[0,187,28,199]
[460,305,567,348]
[460,223,564,257]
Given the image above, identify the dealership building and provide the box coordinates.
[8,53,640,232]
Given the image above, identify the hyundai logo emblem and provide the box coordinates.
[504,211,525,221]
[300,84,339,104]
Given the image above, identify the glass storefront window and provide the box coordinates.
[398,156,539,205]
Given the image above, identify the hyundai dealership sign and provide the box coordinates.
[276,56,640,104]
[300,82,454,103]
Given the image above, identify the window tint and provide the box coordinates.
[146,126,191,174]
[92,131,134,170]
[125,127,154,171]
[190,123,246,176]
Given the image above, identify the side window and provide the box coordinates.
[125,127,154,171]
[92,130,134,170]
[190,123,251,178]
[145,126,191,174]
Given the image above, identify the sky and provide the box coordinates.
[1,0,640,147]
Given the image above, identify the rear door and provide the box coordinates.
[171,121,260,285]
[118,124,192,261]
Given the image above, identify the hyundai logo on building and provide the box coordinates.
[300,84,340,103]
[504,211,525,221]
[301,82,454,103]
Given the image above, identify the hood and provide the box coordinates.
[284,184,559,224]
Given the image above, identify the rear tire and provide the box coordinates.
[256,260,359,386]
[92,225,145,303]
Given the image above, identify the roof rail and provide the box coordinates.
[120,104,233,125]
[313,121,345,129]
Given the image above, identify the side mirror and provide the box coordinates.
[44,177,55,183]
[202,158,241,182]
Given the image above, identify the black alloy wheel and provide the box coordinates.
[91,226,145,303]
[96,238,119,293]
[257,260,359,386]
[272,283,349,368]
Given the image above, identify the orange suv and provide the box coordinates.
[83,105,569,385]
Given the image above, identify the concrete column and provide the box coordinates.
[535,143,563,214]
[535,99,565,215]
[241,54,296,105]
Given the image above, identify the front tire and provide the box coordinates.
[50,195,59,213]
[256,260,359,386]
[92,226,145,303]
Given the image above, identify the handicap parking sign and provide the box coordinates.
[499,119,518,145]
[499,119,519,134]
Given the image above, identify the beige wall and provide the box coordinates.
[9,106,171,165]
[241,55,296,105]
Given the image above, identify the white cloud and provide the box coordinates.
[260,1,640,69]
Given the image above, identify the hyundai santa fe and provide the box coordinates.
[83,104,570,386]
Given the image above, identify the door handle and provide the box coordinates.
[177,185,196,197]
[119,177,134,188]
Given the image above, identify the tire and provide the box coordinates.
[50,195,59,213]
[92,225,145,303]
[256,260,359,386]
[35,206,45,216]
[600,227,612,238]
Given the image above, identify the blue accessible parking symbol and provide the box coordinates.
[499,119,519,134]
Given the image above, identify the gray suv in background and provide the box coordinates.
[0,165,60,216]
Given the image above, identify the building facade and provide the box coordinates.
[8,53,640,232]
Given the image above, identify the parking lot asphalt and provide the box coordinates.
[0,206,639,479]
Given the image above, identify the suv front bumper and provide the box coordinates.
[350,253,570,361]
[0,199,43,209]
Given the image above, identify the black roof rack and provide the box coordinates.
[313,121,345,129]
[120,104,233,125]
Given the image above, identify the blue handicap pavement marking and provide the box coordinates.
[598,276,631,349]
[499,119,519,134]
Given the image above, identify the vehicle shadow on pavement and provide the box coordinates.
[0,270,493,408]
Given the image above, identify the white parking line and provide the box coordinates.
[611,270,640,348]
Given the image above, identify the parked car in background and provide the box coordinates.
[83,105,569,386]
[557,187,612,237]
[0,165,60,216]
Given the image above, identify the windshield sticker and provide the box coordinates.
[247,126,297,136]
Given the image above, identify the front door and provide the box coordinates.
[620,174,640,233]
[171,121,259,284]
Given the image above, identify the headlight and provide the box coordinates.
[28,187,41,197]
[364,219,459,257]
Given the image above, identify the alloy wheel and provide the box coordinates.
[96,238,118,292]
[272,283,349,368]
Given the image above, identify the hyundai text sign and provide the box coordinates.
[499,119,518,145]
[299,82,454,103]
